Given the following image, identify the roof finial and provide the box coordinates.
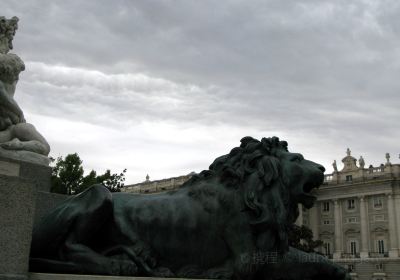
[386,153,391,165]
[346,148,351,156]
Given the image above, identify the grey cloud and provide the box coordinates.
[2,0,399,179]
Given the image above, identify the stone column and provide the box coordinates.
[394,195,400,254]
[309,204,319,240]
[295,204,303,226]
[387,194,398,257]
[333,199,343,259]
[359,196,369,258]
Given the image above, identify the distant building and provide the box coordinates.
[299,149,400,280]
[122,172,195,194]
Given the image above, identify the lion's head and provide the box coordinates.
[189,136,325,251]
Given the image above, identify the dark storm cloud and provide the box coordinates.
[2,0,400,180]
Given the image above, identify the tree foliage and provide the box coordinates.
[288,224,323,253]
[50,153,126,195]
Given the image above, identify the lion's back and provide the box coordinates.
[111,188,231,268]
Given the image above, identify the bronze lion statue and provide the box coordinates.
[30,136,349,280]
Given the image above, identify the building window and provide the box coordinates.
[373,197,383,208]
[322,202,330,212]
[375,263,384,271]
[346,217,358,223]
[350,241,357,255]
[377,240,385,254]
[323,242,331,255]
[323,220,330,225]
[347,264,354,272]
[346,175,353,182]
[347,199,355,210]
[374,215,384,222]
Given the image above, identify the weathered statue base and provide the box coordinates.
[0,156,52,280]
[0,174,36,280]
[0,147,50,166]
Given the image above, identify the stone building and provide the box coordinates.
[123,173,195,194]
[299,149,400,280]
[123,150,400,280]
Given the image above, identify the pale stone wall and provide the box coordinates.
[122,173,195,194]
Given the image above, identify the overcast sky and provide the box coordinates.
[2,0,399,184]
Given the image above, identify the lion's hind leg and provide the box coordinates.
[101,243,175,277]
[29,257,137,276]
[30,185,138,276]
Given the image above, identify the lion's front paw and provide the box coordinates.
[144,255,157,268]
[152,266,175,277]
[109,259,138,276]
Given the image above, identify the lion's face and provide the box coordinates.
[275,150,325,209]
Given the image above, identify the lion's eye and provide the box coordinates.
[290,155,303,162]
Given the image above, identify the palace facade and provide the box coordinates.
[299,149,400,280]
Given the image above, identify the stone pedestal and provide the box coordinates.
[0,174,36,280]
[0,156,51,280]
[0,156,51,192]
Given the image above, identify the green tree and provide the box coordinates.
[51,153,126,195]
[51,153,84,195]
[288,224,323,253]
[76,170,98,194]
[96,169,127,193]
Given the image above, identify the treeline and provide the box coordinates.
[50,153,126,195]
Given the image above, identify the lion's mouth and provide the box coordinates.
[299,174,324,209]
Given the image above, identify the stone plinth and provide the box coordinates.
[0,174,36,280]
[0,156,51,192]
[0,148,50,168]
[29,273,209,280]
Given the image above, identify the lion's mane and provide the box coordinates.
[184,136,297,252]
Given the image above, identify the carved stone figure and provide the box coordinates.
[30,136,349,280]
[332,160,338,172]
[0,17,50,165]
[359,156,365,169]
